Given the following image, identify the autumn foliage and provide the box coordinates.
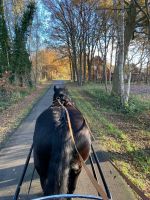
[31,49,71,81]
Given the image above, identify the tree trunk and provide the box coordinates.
[124,63,131,104]
[123,0,136,64]
[112,42,125,104]
[145,60,150,84]
[69,59,73,81]
[112,0,137,106]
[87,55,92,81]
[72,48,79,84]
[83,51,86,83]
[109,36,115,84]
[102,63,106,83]
[19,76,23,87]
[79,42,83,86]
[137,63,143,83]
[72,64,76,82]
[112,0,125,105]
[124,72,131,103]
[35,12,39,85]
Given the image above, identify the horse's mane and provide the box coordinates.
[44,103,73,195]
[51,104,66,128]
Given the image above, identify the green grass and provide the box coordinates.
[0,88,35,112]
[69,86,137,152]
[68,83,150,198]
[79,83,150,116]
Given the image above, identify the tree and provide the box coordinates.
[0,0,11,76]
[111,0,137,106]
[111,0,125,105]
[44,0,102,85]
[96,8,113,89]
[12,1,35,87]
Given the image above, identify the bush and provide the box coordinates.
[0,71,33,112]
[123,96,150,116]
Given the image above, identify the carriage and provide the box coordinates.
[13,86,112,200]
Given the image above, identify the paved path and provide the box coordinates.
[0,81,136,200]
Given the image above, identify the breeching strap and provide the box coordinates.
[57,100,108,200]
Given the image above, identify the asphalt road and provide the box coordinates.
[0,80,136,200]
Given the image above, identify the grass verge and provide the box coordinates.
[0,83,51,149]
[0,87,36,112]
[68,83,150,199]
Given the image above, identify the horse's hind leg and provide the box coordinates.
[35,164,47,191]
[34,153,48,192]
[67,164,82,194]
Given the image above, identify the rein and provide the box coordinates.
[57,99,108,200]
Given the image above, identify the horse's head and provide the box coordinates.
[53,85,69,103]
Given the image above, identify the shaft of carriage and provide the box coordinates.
[13,143,112,200]
[13,144,33,200]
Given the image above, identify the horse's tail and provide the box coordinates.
[44,107,73,196]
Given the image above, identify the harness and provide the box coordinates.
[56,98,109,200]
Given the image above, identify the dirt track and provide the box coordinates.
[0,81,136,200]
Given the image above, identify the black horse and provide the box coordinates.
[33,86,91,197]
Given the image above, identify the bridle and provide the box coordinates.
[56,98,109,200]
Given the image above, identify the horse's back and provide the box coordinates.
[67,105,91,161]
[67,105,85,133]
[34,109,53,145]
[33,107,64,154]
